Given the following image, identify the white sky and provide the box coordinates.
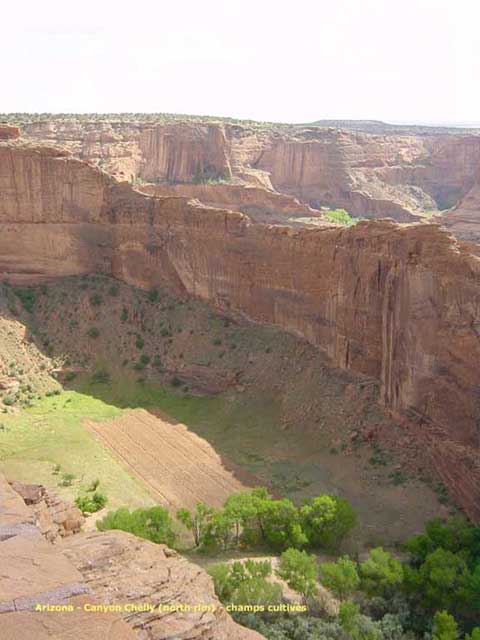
[1,0,479,124]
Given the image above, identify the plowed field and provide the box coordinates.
[84,409,253,509]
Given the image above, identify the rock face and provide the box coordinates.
[441,172,480,245]
[0,124,20,140]
[0,142,480,519]
[20,119,480,221]
[138,181,326,224]
[0,474,262,639]
[9,481,85,542]
[62,531,262,640]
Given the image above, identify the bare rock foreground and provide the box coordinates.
[0,473,262,639]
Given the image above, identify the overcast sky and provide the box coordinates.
[1,0,478,124]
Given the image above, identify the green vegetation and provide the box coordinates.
[86,326,100,338]
[147,288,159,303]
[173,488,355,553]
[97,506,175,546]
[13,287,36,313]
[324,208,357,226]
[89,293,102,306]
[300,494,357,551]
[208,560,282,610]
[0,391,153,509]
[75,491,107,513]
[59,472,75,486]
[319,555,360,599]
[277,548,319,603]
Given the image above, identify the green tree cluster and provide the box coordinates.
[176,488,356,553]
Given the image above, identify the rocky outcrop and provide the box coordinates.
[20,118,480,221]
[139,123,232,183]
[9,481,85,542]
[0,142,479,519]
[0,124,20,140]
[62,531,262,640]
[138,181,326,224]
[440,172,480,245]
[0,474,262,639]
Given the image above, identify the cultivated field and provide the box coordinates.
[84,408,254,509]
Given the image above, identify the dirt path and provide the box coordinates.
[83,409,255,509]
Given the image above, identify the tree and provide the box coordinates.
[224,490,261,545]
[261,498,308,550]
[320,555,360,599]
[432,611,458,640]
[405,548,470,613]
[300,495,357,551]
[339,600,381,640]
[276,548,318,604]
[359,548,403,597]
[176,502,214,547]
[207,509,236,551]
[405,517,479,564]
[465,629,480,640]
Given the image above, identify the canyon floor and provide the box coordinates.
[0,276,450,551]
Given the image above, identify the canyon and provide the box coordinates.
[0,120,480,521]
[17,116,480,222]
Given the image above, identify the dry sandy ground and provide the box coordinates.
[84,409,254,509]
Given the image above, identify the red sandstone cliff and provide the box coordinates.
[0,141,479,519]
[20,119,480,222]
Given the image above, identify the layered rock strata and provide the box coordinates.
[0,142,479,519]
[20,119,480,220]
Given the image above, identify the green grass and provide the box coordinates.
[74,376,319,493]
[0,391,154,509]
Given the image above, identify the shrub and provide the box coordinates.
[97,506,175,546]
[14,287,36,313]
[208,560,282,611]
[87,478,100,492]
[86,327,100,338]
[135,337,145,349]
[91,369,110,384]
[108,285,119,296]
[171,376,182,387]
[89,294,102,306]
[75,492,107,513]
[147,288,159,302]
[120,307,128,322]
[3,395,16,406]
[59,472,75,487]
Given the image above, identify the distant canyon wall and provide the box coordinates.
[20,120,480,222]
[0,142,479,519]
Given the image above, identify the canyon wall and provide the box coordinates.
[1,142,479,519]
[20,119,480,221]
